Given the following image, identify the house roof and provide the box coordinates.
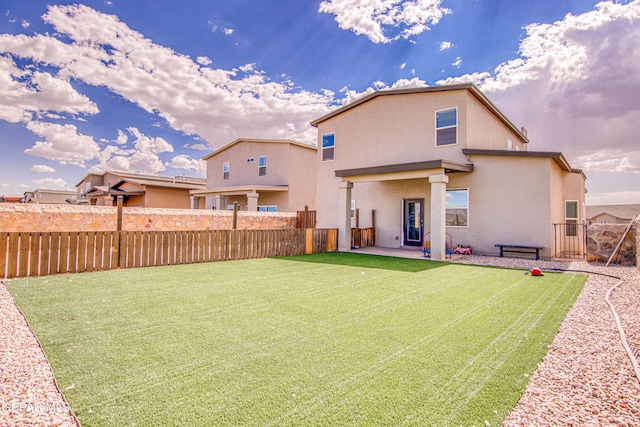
[112,177,206,191]
[76,170,205,187]
[586,204,640,221]
[310,83,529,144]
[462,149,585,179]
[85,186,145,198]
[335,160,473,178]
[202,138,317,161]
[0,195,23,203]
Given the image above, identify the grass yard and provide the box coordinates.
[7,253,586,426]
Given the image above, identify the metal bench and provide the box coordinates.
[495,244,544,260]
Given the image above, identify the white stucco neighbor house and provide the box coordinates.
[193,138,318,212]
[310,83,587,260]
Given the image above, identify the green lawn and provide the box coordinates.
[6,253,586,426]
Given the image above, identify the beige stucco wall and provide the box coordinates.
[315,89,529,231]
[0,204,296,232]
[204,140,317,211]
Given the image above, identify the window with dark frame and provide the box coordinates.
[223,162,230,180]
[259,156,267,176]
[446,188,468,227]
[322,133,335,161]
[436,108,457,146]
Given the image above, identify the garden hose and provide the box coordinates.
[534,268,640,384]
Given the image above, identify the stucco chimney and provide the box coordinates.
[520,127,528,138]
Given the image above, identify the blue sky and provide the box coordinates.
[1,0,639,205]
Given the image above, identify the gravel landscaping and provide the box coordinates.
[1,255,639,426]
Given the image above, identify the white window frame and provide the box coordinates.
[435,107,458,147]
[257,205,277,212]
[223,162,230,180]
[565,200,579,237]
[258,156,267,176]
[321,133,335,162]
[445,188,469,228]
[350,199,356,218]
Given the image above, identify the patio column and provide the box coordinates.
[338,181,353,252]
[429,174,449,260]
[214,195,224,210]
[247,191,259,211]
[190,196,200,209]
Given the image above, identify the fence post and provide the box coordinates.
[305,228,313,254]
[116,195,124,268]
[232,202,238,230]
[304,205,309,229]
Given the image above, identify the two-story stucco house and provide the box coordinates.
[310,83,586,260]
[193,138,317,212]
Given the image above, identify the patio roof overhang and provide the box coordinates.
[190,185,289,197]
[335,160,473,183]
[85,188,146,198]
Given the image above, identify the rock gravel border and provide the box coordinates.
[1,256,639,426]
[1,279,79,427]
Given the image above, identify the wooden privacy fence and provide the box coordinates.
[1,228,338,279]
[352,227,376,249]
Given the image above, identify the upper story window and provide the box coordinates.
[259,156,267,176]
[322,133,335,161]
[446,188,468,227]
[436,108,457,147]
[223,162,230,180]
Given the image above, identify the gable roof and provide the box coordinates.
[310,83,529,144]
[76,171,205,187]
[202,138,317,161]
[112,177,206,191]
[586,204,640,220]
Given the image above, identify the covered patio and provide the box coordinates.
[335,160,473,260]
[190,185,289,211]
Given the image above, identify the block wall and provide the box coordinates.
[0,204,296,232]
[587,222,637,266]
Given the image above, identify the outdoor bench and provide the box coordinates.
[495,244,544,260]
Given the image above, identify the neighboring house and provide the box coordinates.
[23,189,77,204]
[310,83,586,259]
[76,171,206,209]
[586,204,640,224]
[0,195,23,203]
[192,138,317,212]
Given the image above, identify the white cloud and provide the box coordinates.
[0,54,98,123]
[197,56,212,66]
[166,154,206,176]
[439,41,452,50]
[21,20,30,29]
[88,127,178,175]
[437,0,640,173]
[32,177,68,189]
[400,63,406,70]
[209,22,234,36]
[0,4,334,149]
[114,129,128,145]
[183,143,210,151]
[24,121,101,166]
[318,0,451,44]
[452,56,462,68]
[31,164,56,173]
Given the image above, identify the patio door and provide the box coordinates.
[404,199,424,246]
